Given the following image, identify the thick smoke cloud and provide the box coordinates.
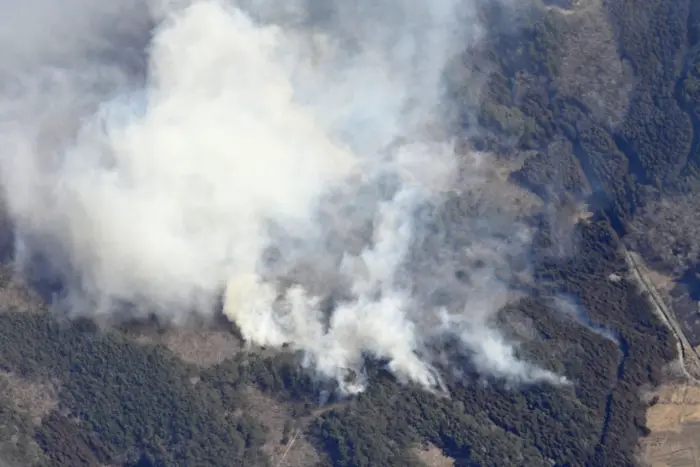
[0,0,564,392]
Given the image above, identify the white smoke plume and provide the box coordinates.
[0,0,564,392]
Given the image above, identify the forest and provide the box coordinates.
[0,0,698,465]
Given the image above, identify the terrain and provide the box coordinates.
[642,384,700,467]
[0,0,700,466]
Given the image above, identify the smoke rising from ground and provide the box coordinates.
[0,0,564,392]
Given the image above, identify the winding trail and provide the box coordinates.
[275,429,300,467]
[623,248,700,384]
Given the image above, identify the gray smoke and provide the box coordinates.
[0,0,565,392]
